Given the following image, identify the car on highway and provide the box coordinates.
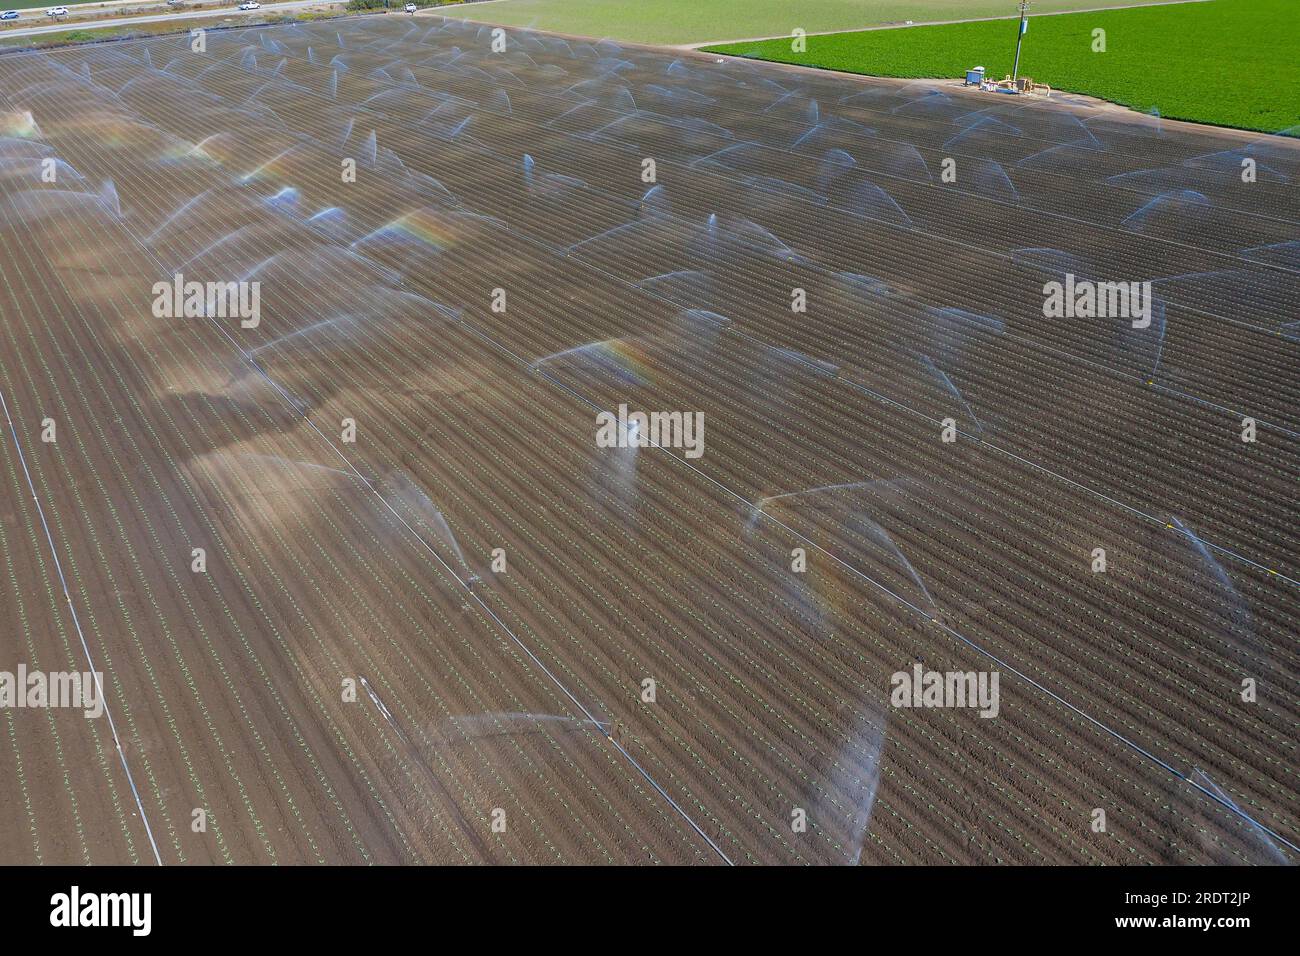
[46,5,69,16]
[237,0,259,9]
[167,0,183,5]
[0,9,20,19]
[404,2,417,11]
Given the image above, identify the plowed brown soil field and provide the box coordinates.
[0,13,1295,864]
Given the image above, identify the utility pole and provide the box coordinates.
[1012,0,1030,82]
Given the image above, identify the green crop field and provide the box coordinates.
[705,0,1299,133]
[438,0,1167,47]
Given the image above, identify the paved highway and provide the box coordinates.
[0,0,362,38]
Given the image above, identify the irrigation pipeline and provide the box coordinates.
[456,318,1300,859]
[195,306,738,866]
[10,33,1295,861]
[0,388,165,866]
[0,66,737,866]
[94,186,738,864]
[135,29,1300,573]
[359,676,494,862]
[125,92,1298,858]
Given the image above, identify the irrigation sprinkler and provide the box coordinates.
[1011,0,1030,83]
